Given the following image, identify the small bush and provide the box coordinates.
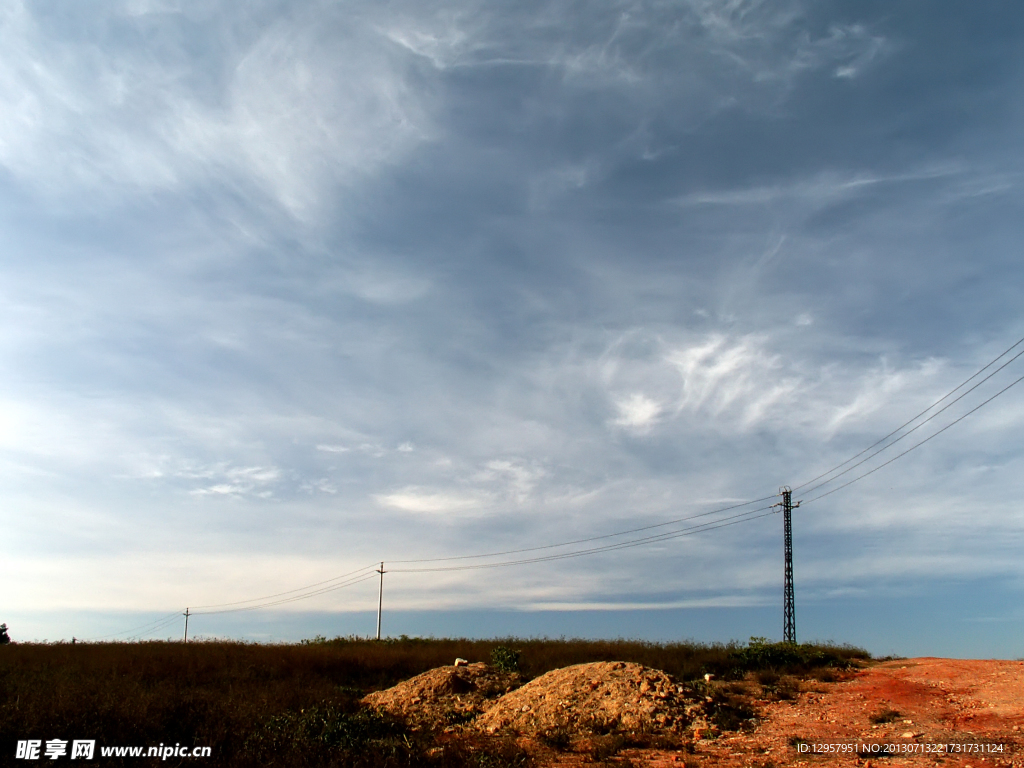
[735,637,802,670]
[731,637,867,675]
[490,645,522,674]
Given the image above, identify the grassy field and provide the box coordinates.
[0,636,868,767]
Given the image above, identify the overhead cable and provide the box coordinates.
[84,611,185,642]
[798,345,1024,498]
[188,563,380,611]
[390,504,777,573]
[803,370,1024,505]
[794,332,1024,493]
[389,494,778,564]
[193,572,379,615]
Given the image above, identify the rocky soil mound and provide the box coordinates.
[474,661,702,737]
[362,662,522,728]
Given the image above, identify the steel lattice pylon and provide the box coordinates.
[781,487,797,644]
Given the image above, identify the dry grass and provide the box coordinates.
[0,636,868,766]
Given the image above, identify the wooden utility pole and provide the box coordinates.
[376,562,386,641]
[183,608,190,643]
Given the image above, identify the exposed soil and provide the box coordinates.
[367,658,1024,767]
[361,661,522,729]
[475,661,703,737]
[704,658,1024,768]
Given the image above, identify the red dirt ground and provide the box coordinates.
[598,658,1024,767]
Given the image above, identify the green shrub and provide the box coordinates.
[731,636,867,674]
[490,645,522,673]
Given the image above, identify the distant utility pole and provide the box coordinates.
[774,488,800,645]
[376,562,386,641]
[183,608,190,644]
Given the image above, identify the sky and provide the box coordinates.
[2,0,1024,658]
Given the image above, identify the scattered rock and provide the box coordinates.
[362,662,522,728]
[475,661,702,737]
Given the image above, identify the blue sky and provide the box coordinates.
[3,0,1024,657]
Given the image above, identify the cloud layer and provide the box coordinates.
[2,0,1024,649]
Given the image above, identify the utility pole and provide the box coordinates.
[183,608,190,644]
[376,562,386,641]
[773,488,800,645]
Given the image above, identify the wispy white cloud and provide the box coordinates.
[612,393,663,430]
[674,166,964,209]
[184,464,281,497]
[595,329,977,440]
[373,487,486,515]
[0,1,433,217]
[667,334,795,425]
[474,459,546,503]
[301,478,338,495]
[524,595,773,611]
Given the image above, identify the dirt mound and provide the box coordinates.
[362,662,522,728]
[475,661,702,737]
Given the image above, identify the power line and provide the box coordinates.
[84,611,186,642]
[86,572,380,640]
[174,498,779,615]
[86,507,773,638]
[95,501,779,634]
[136,614,185,639]
[794,333,1024,493]
[803,369,1024,505]
[389,505,778,573]
[389,494,778,564]
[188,563,380,611]
[798,344,1024,498]
[193,572,379,615]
